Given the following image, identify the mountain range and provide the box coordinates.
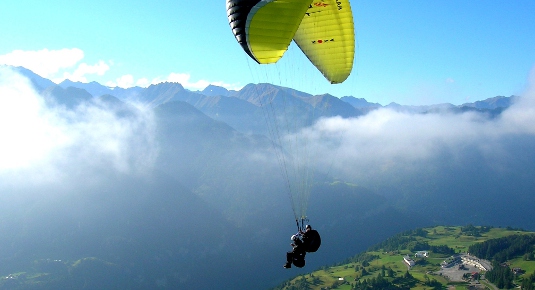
[12,65,518,129]
[0,65,531,289]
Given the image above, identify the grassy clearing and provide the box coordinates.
[510,257,535,275]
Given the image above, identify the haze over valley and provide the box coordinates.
[1,65,535,289]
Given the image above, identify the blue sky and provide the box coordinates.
[1,0,534,105]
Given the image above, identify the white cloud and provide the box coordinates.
[106,74,142,88]
[57,60,110,83]
[147,72,241,91]
[149,72,206,90]
[0,48,112,84]
[0,67,68,172]
[110,74,135,88]
[106,72,242,91]
[136,77,150,87]
[500,67,535,134]
[0,48,239,91]
[291,67,535,189]
[164,73,194,85]
[0,48,84,78]
[115,74,135,88]
[210,80,243,91]
[0,67,158,185]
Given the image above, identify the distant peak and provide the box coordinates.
[150,81,184,88]
[202,84,229,96]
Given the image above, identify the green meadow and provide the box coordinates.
[272,225,535,290]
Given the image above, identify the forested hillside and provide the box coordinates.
[272,225,535,290]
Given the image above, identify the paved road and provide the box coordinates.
[480,279,498,290]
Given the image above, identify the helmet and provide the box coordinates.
[291,235,298,241]
[305,224,311,230]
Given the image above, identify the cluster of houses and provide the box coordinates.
[403,255,415,267]
[415,251,429,258]
[439,254,491,271]
[399,250,526,287]
[440,255,461,268]
[403,251,428,267]
[460,254,490,271]
[403,251,493,273]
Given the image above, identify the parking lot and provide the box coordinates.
[436,263,480,282]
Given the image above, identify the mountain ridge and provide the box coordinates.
[10,65,519,119]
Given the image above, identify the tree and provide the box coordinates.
[294,277,311,290]
[404,270,413,279]
[486,262,514,289]
[388,267,395,277]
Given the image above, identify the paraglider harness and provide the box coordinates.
[295,218,321,253]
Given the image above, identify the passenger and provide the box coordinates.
[283,234,306,268]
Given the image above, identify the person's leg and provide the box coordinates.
[284,252,292,268]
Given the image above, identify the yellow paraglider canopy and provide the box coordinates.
[226,0,355,83]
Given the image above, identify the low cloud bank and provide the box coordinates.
[0,67,158,189]
[300,68,535,202]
